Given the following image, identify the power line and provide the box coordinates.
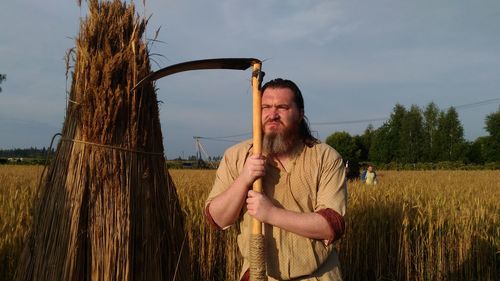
[311,97,500,126]
[311,117,388,126]
[195,97,500,142]
[211,132,252,139]
[193,136,242,143]
[453,97,500,110]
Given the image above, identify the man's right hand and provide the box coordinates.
[208,154,267,228]
[239,154,267,187]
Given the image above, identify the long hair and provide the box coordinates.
[261,78,319,147]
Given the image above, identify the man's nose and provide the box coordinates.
[269,111,279,120]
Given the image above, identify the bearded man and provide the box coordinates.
[205,78,347,281]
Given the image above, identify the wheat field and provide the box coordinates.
[0,165,498,280]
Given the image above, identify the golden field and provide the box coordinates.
[0,165,498,281]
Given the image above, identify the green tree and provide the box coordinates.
[354,124,375,162]
[0,74,6,93]
[475,136,496,163]
[369,124,391,163]
[483,107,500,161]
[400,105,425,163]
[465,140,484,164]
[435,107,465,161]
[423,102,440,161]
[387,104,407,162]
[485,107,500,141]
[325,131,357,161]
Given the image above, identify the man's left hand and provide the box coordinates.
[246,190,275,223]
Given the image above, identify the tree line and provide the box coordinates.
[326,102,499,167]
[0,147,55,159]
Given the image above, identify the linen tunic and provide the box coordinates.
[205,140,347,280]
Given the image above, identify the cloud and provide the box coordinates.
[221,0,350,45]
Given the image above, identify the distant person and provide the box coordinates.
[361,165,377,185]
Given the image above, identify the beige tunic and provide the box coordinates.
[205,140,347,280]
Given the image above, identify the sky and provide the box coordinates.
[1,0,499,159]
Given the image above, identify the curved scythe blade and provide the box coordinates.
[133,58,261,91]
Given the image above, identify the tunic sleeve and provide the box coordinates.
[203,141,252,229]
[204,151,236,208]
[315,147,347,216]
[314,146,348,244]
[316,208,345,245]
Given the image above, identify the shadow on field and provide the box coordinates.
[339,199,404,281]
[0,238,24,281]
[447,236,498,281]
[338,197,498,281]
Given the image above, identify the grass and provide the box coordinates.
[1,166,498,280]
[0,165,43,281]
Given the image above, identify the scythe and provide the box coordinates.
[133,58,267,281]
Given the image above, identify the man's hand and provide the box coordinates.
[239,155,267,187]
[207,154,267,228]
[246,190,335,241]
[246,190,276,223]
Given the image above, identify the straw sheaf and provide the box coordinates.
[14,1,190,280]
[74,0,151,148]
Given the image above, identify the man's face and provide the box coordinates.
[261,87,303,136]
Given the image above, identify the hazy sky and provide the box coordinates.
[1,0,499,159]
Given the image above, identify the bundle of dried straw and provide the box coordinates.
[15,1,189,280]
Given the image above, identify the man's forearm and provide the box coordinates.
[266,207,334,241]
[208,177,250,228]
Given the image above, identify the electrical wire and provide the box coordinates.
[194,97,500,141]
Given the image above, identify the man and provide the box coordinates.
[205,78,347,280]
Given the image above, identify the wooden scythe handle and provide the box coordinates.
[249,61,267,281]
[251,62,263,234]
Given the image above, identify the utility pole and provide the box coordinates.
[193,136,216,168]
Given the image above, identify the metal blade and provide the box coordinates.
[133,58,261,91]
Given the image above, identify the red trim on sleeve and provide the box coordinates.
[316,208,345,245]
[240,269,250,281]
[204,203,222,230]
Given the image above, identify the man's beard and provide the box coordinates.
[263,127,301,156]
